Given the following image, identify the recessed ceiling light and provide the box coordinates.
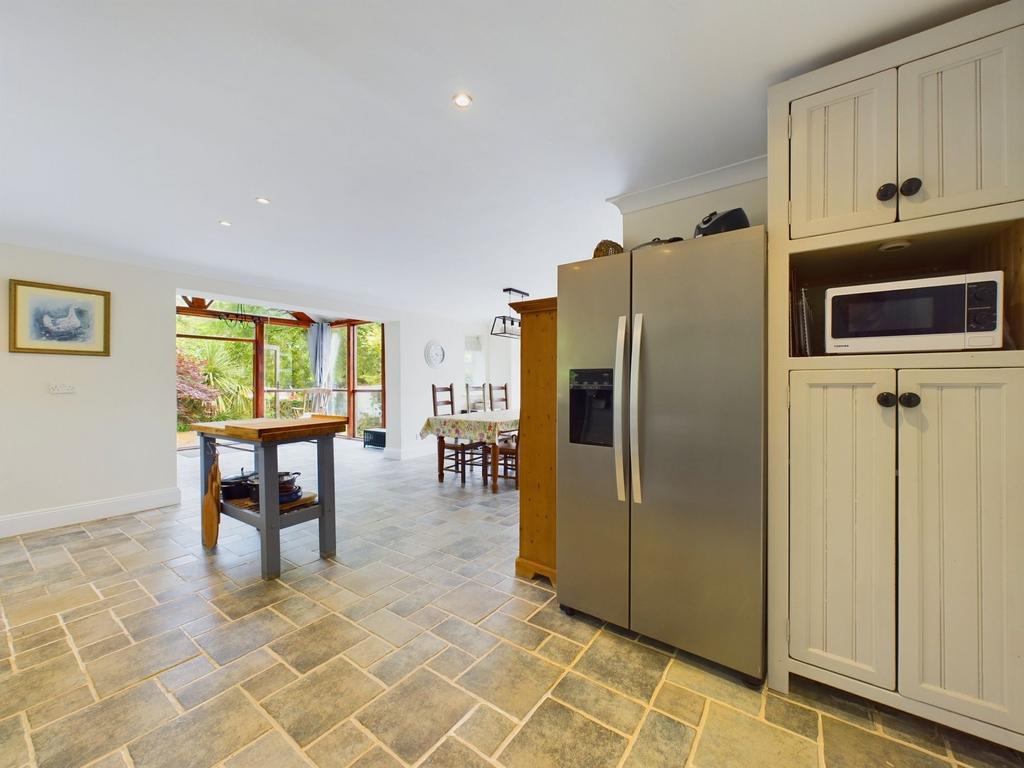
[452,92,473,109]
[219,220,232,227]
[255,197,271,205]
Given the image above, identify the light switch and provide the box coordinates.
[48,384,76,395]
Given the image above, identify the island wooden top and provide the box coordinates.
[190,415,349,442]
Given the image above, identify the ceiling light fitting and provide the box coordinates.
[255,197,271,205]
[491,288,529,339]
[452,92,473,109]
[218,220,232,227]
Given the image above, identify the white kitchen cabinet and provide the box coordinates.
[769,3,1024,750]
[897,368,1024,732]
[898,26,1024,220]
[790,71,898,238]
[789,369,897,688]
[787,26,1024,238]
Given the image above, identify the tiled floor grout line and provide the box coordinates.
[682,691,711,768]
[55,607,102,706]
[613,661,675,768]
[346,715,396,766]
[406,701,492,768]
[154,674,187,717]
[17,711,38,768]
[230,680,320,767]
[815,710,826,768]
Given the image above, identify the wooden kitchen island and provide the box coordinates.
[191,416,348,579]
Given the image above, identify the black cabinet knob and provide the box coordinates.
[876,392,898,408]
[900,177,923,196]
[899,392,921,408]
[876,183,898,201]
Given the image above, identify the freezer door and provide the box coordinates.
[629,227,766,679]
[556,252,631,627]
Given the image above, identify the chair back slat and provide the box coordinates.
[488,382,509,411]
[432,383,456,416]
[466,383,487,412]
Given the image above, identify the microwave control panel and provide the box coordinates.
[966,280,999,332]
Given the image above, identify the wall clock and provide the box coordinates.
[424,340,446,368]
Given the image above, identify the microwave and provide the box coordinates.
[825,271,1003,354]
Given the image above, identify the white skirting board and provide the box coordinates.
[382,443,435,461]
[0,487,182,538]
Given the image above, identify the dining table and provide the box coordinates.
[419,409,520,493]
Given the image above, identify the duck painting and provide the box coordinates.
[41,305,82,335]
[11,280,108,355]
[31,301,92,342]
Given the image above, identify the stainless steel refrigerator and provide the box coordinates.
[556,226,766,680]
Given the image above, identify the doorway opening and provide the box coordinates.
[175,297,384,449]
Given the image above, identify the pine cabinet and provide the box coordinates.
[512,297,557,585]
[788,26,1024,238]
[789,370,897,688]
[790,71,898,238]
[789,367,1024,733]
[898,368,1024,731]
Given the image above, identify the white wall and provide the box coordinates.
[0,242,180,534]
[622,178,766,250]
[384,315,471,460]
[482,332,520,410]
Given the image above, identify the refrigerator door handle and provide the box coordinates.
[613,315,627,502]
[630,313,643,504]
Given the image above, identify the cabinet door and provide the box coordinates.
[790,70,898,238]
[898,368,1024,730]
[898,27,1024,220]
[789,370,897,688]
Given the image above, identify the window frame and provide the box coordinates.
[175,301,385,439]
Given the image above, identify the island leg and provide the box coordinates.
[256,443,281,579]
[317,435,336,559]
[199,433,212,502]
[200,434,220,548]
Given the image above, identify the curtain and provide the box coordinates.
[307,322,340,389]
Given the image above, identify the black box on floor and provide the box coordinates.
[363,427,386,449]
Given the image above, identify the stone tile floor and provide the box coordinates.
[0,439,1021,767]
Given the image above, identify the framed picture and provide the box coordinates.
[9,280,111,356]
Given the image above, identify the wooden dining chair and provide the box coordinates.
[432,383,456,418]
[301,387,333,417]
[488,383,509,411]
[466,383,488,413]
[493,433,519,489]
[432,383,486,484]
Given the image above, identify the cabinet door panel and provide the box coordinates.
[898,27,1024,219]
[789,369,896,688]
[898,368,1024,730]
[790,70,898,238]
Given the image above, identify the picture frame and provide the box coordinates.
[9,279,111,356]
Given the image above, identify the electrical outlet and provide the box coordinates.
[48,384,76,395]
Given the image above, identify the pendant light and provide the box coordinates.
[490,288,529,339]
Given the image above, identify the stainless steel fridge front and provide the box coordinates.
[556,227,766,679]
[556,251,631,627]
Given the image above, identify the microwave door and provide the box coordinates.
[827,280,966,353]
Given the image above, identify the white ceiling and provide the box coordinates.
[0,0,997,320]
